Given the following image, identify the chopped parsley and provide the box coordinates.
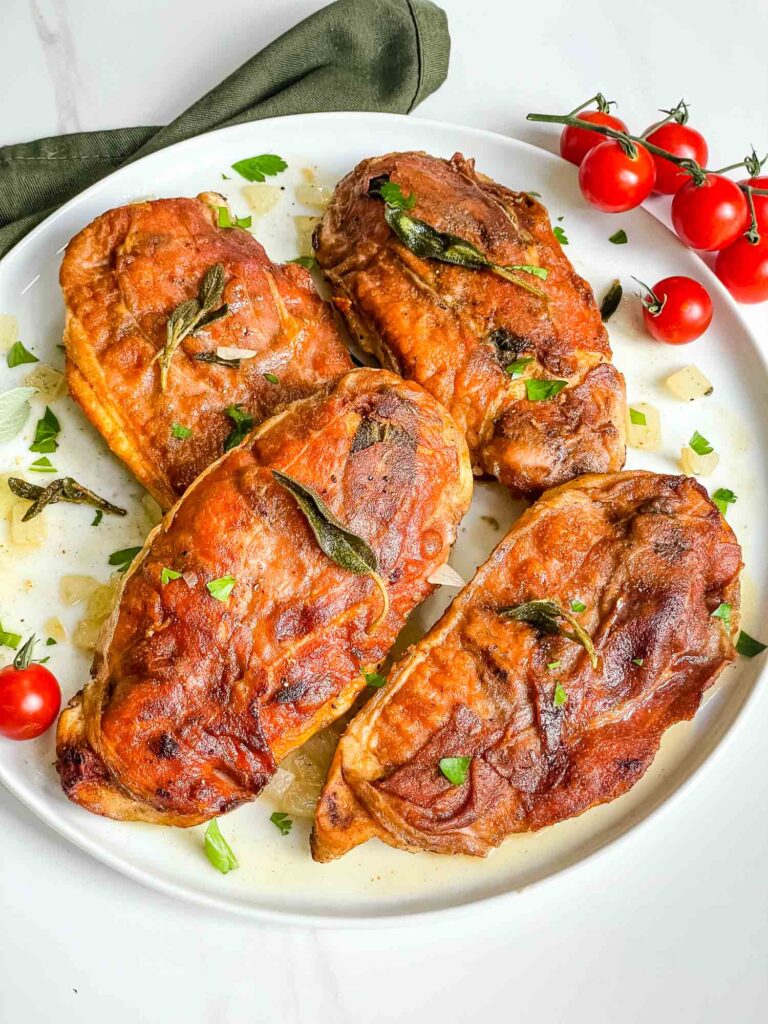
[204,819,238,874]
[711,602,732,629]
[29,456,56,473]
[570,599,586,613]
[7,340,38,368]
[736,630,767,657]
[160,567,182,585]
[547,660,561,671]
[712,488,737,517]
[0,622,22,649]
[609,229,628,244]
[207,575,236,603]
[505,356,534,378]
[629,407,646,426]
[288,255,317,270]
[217,207,252,230]
[553,225,569,245]
[632,657,644,666]
[45,637,57,646]
[689,431,713,456]
[553,682,568,707]
[108,546,142,573]
[263,373,280,385]
[231,154,287,182]
[378,181,416,210]
[270,811,293,836]
[439,756,471,786]
[526,378,567,402]
[91,510,103,527]
[364,671,387,688]
[224,404,254,450]
[171,422,192,440]
[30,406,60,453]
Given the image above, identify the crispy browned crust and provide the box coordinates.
[56,369,472,826]
[314,152,627,498]
[312,471,742,861]
[60,195,353,508]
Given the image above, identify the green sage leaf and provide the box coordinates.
[600,279,623,322]
[499,598,598,669]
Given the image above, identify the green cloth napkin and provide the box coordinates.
[0,0,449,258]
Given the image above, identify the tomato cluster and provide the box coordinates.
[534,96,768,335]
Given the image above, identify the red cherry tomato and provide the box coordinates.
[739,176,768,232]
[715,236,768,303]
[644,122,709,195]
[560,110,629,167]
[638,276,713,344]
[578,140,656,213]
[671,174,749,251]
[0,637,61,741]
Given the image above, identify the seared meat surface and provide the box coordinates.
[61,195,352,507]
[315,152,626,497]
[56,369,472,826]
[312,472,741,861]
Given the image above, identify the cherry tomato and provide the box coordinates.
[715,236,768,303]
[644,122,709,195]
[638,276,713,344]
[671,174,749,251]
[0,636,61,741]
[739,176,768,232]
[578,140,656,213]
[560,110,629,167]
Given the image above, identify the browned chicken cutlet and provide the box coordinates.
[56,369,472,826]
[61,194,352,508]
[315,151,626,497]
[312,472,741,861]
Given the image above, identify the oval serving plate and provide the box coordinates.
[0,112,766,926]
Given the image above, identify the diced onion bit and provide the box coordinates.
[680,446,720,478]
[23,363,66,400]
[44,616,68,643]
[665,365,713,402]
[427,563,466,587]
[300,167,317,183]
[141,492,163,530]
[10,501,47,548]
[215,346,258,361]
[241,184,281,216]
[625,403,661,451]
[73,618,102,653]
[0,314,20,352]
[72,576,120,652]
[262,723,343,817]
[294,216,320,257]
[0,474,19,518]
[60,574,100,606]
[295,183,332,210]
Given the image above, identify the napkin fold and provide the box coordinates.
[0,0,449,257]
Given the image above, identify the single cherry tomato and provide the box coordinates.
[644,122,709,195]
[671,174,749,251]
[0,636,61,741]
[739,176,768,232]
[637,276,713,344]
[715,235,768,303]
[560,110,629,167]
[578,140,656,213]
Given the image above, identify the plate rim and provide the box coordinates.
[1,109,765,928]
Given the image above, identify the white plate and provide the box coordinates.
[0,112,766,927]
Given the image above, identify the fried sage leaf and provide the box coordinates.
[600,279,623,322]
[7,476,127,522]
[499,598,598,669]
[154,263,230,390]
[368,178,547,301]
[272,469,389,630]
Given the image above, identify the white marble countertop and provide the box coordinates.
[1,1,767,1021]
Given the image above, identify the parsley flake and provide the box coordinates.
[231,154,287,182]
[553,682,568,707]
[108,546,142,573]
[270,811,293,836]
[0,622,22,649]
[711,602,732,629]
[439,756,471,786]
[378,181,416,210]
[217,207,252,230]
[712,488,737,517]
[632,657,644,666]
[207,575,236,603]
[689,431,713,456]
[160,567,182,585]
[629,407,647,426]
[7,341,38,368]
[264,373,280,385]
[526,378,567,402]
[224,404,254,450]
[736,630,767,657]
[570,599,586,613]
[29,456,56,473]
[505,356,534,378]
[288,255,317,270]
[547,660,561,670]
[30,406,61,453]
[609,229,628,244]
[171,422,192,440]
[364,671,387,688]
[553,226,569,245]
[91,510,103,527]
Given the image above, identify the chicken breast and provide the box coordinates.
[315,152,626,497]
[312,472,741,861]
[61,195,352,507]
[56,369,472,826]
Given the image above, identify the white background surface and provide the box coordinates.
[1,1,766,1021]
